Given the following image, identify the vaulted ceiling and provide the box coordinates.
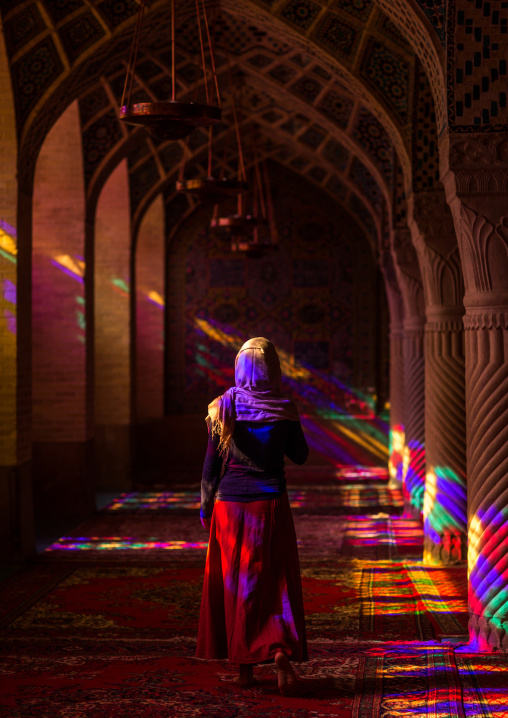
[1,0,443,249]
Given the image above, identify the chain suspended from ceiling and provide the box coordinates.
[211,126,279,258]
[119,0,222,140]
[176,20,248,204]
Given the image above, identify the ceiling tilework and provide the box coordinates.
[281,114,309,135]
[290,156,310,170]
[247,53,274,69]
[412,63,440,191]
[307,165,327,182]
[0,2,410,236]
[299,125,327,148]
[96,0,139,28]
[290,53,313,68]
[360,39,412,124]
[165,193,191,231]
[322,138,350,171]
[3,3,45,55]
[325,174,348,200]
[135,59,163,81]
[11,37,64,128]
[129,156,161,213]
[352,107,394,183]
[269,64,298,84]
[318,90,354,128]
[81,109,123,184]
[180,13,291,56]
[314,12,361,63]
[280,0,322,30]
[331,0,374,23]
[375,13,412,50]
[149,75,175,102]
[79,86,110,125]
[312,65,332,81]
[416,0,446,44]
[392,155,407,227]
[128,138,152,169]
[290,75,323,102]
[42,0,85,24]
[1,0,28,13]
[349,192,377,239]
[349,157,383,213]
[59,11,106,63]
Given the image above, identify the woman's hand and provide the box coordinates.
[201,516,211,530]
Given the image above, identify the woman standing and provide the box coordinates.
[196,337,309,695]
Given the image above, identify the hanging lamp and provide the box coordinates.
[175,127,248,203]
[213,140,278,257]
[176,49,248,203]
[119,0,221,140]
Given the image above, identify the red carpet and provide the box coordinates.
[1,467,506,716]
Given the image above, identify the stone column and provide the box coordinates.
[392,228,426,517]
[408,191,467,565]
[95,160,132,490]
[442,132,508,651]
[381,251,405,488]
[0,31,33,558]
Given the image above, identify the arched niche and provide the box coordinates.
[32,100,94,520]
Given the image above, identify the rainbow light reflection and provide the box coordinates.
[104,490,337,512]
[45,537,209,551]
[194,317,389,466]
[344,516,423,549]
[0,221,17,263]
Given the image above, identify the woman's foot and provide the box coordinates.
[275,651,297,696]
[233,664,255,687]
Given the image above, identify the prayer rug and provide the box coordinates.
[456,654,508,717]
[101,484,402,516]
[1,467,502,718]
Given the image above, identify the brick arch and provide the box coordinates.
[0,27,19,470]
[94,158,133,490]
[31,100,95,518]
[3,0,434,197]
[134,193,166,422]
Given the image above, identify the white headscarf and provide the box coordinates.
[207,337,299,454]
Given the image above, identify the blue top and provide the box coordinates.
[200,419,309,518]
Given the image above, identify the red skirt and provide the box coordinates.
[196,492,308,664]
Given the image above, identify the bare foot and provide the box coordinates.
[233,664,254,687]
[275,651,297,696]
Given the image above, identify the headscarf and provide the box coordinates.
[207,337,300,455]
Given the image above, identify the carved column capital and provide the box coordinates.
[441,131,508,195]
[457,203,508,301]
[408,191,456,248]
[407,190,464,309]
[463,309,508,331]
[391,228,425,321]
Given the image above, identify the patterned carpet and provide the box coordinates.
[1,467,507,717]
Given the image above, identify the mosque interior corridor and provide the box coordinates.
[1,0,508,712]
[1,455,507,716]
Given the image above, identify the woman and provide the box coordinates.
[196,337,309,695]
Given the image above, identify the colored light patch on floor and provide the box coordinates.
[457,655,508,718]
[105,492,202,511]
[336,466,389,480]
[344,517,423,549]
[103,484,402,513]
[45,537,208,552]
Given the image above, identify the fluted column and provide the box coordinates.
[442,131,508,651]
[402,317,426,516]
[408,191,467,565]
[392,229,426,517]
[381,251,405,488]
